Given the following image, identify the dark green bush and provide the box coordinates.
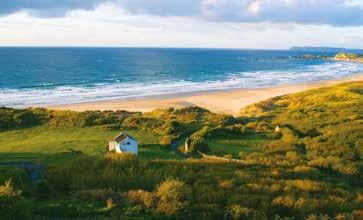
[0,179,31,219]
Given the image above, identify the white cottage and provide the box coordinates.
[108,132,138,155]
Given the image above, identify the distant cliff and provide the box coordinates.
[290,46,363,53]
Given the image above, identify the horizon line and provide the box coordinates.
[0,45,362,51]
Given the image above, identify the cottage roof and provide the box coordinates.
[114,132,137,144]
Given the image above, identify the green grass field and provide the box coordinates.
[0,125,181,163]
[208,133,270,157]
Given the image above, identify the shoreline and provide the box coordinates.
[48,74,363,115]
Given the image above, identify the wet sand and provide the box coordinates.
[48,74,363,116]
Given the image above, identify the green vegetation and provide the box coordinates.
[208,133,270,157]
[240,81,363,176]
[334,52,363,62]
[0,111,180,162]
[0,179,31,219]
[0,81,362,219]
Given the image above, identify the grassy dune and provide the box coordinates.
[0,81,362,219]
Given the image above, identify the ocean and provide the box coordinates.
[1,47,362,107]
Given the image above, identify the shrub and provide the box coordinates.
[293,166,317,174]
[190,137,210,153]
[127,189,155,209]
[34,179,54,199]
[271,196,295,209]
[159,135,178,146]
[0,179,30,219]
[155,178,192,215]
[305,214,331,220]
[0,179,22,204]
[225,205,263,220]
[0,107,50,130]
[356,193,363,204]
[352,210,363,219]
[284,180,323,192]
[333,163,359,176]
[218,179,234,189]
[188,126,210,153]
[239,151,247,159]
[161,120,183,135]
[285,151,301,162]
[122,117,163,130]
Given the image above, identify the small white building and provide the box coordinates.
[109,132,138,155]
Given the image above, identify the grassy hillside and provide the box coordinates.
[0,126,182,163]
[240,81,363,175]
[0,81,362,219]
[334,52,363,62]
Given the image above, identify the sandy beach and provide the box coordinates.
[48,74,363,115]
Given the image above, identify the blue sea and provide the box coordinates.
[1,47,362,107]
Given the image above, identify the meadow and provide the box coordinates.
[0,125,180,163]
[0,81,362,219]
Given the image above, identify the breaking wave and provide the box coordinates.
[1,61,362,107]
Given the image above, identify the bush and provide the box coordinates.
[161,120,183,135]
[352,210,363,219]
[127,189,155,209]
[0,179,30,219]
[190,137,210,153]
[122,117,163,130]
[0,179,22,204]
[0,107,50,130]
[225,205,263,220]
[284,180,323,192]
[34,179,54,199]
[333,163,359,176]
[159,135,178,146]
[293,166,318,174]
[155,178,192,215]
[271,196,295,216]
[188,126,210,153]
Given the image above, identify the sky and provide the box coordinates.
[0,0,363,49]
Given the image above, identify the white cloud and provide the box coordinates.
[2,0,363,26]
[248,0,261,14]
[0,2,362,48]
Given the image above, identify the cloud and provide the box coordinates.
[0,0,363,26]
[115,0,200,16]
[0,0,105,17]
[115,0,363,26]
[1,5,363,49]
[200,0,363,26]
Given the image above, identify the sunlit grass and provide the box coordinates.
[0,125,180,163]
[208,133,269,157]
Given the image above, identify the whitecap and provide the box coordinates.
[1,61,362,108]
